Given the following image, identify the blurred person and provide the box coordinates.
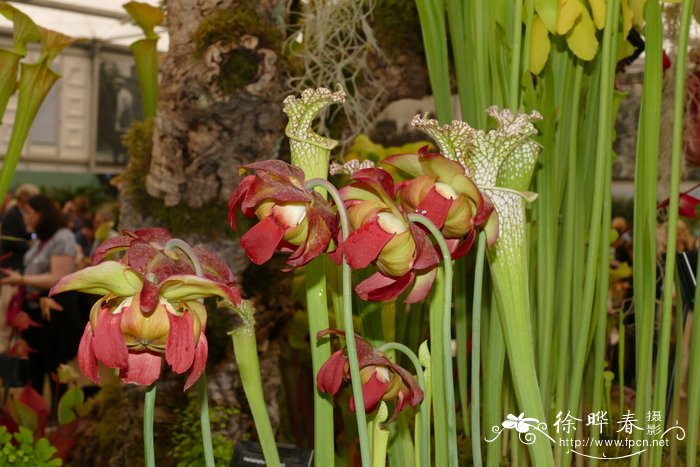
[0,195,83,409]
[0,184,40,353]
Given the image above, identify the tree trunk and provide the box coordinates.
[147,0,287,209]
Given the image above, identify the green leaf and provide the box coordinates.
[123,1,164,40]
[535,0,559,32]
[57,386,84,425]
[50,261,142,296]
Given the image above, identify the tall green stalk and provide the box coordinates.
[283,86,346,467]
[378,342,429,467]
[470,232,487,466]
[651,2,694,466]
[307,178,370,466]
[144,384,157,467]
[0,28,75,205]
[0,4,40,123]
[630,1,663,463]
[123,1,163,118]
[688,256,700,466]
[228,300,280,467]
[414,0,452,122]
[408,213,457,467]
[560,3,618,466]
[413,110,552,466]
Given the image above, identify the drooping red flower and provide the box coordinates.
[52,232,241,390]
[339,167,440,303]
[384,146,498,256]
[316,329,423,424]
[229,160,338,268]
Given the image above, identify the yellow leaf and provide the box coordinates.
[630,0,646,28]
[536,0,559,33]
[566,8,599,61]
[123,1,164,40]
[530,16,551,74]
[589,0,606,29]
[621,0,633,35]
[557,0,583,34]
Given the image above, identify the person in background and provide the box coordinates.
[0,184,40,353]
[0,195,83,410]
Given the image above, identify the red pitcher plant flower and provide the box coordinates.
[384,146,498,257]
[229,160,338,268]
[316,329,423,424]
[50,231,241,390]
[339,167,440,303]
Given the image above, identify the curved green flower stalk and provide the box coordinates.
[0,26,76,208]
[413,109,554,467]
[123,1,163,119]
[227,300,280,467]
[283,86,345,467]
[0,3,40,123]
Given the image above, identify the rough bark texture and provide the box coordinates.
[146,0,287,209]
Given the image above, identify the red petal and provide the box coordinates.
[449,229,476,260]
[679,193,700,218]
[91,235,132,264]
[93,309,128,369]
[139,280,161,313]
[77,323,99,383]
[415,187,453,229]
[317,350,348,396]
[229,175,256,230]
[119,351,162,386]
[355,271,414,302]
[286,208,333,268]
[411,225,441,270]
[351,168,397,199]
[184,333,208,390]
[405,268,437,304]
[473,193,494,226]
[240,215,286,265]
[343,217,394,269]
[166,312,196,374]
[349,372,389,413]
[132,228,173,244]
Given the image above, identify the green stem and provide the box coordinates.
[378,342,429,467]
[470,232,487,466]
[144,384,156,467]
[414,0,452,122]
[307,178,371,467]
[631,1,662,463]
[562,1,618,464]
[455,257,470,438]
[198,373,215,467]
[407,213,457,467]
[507,0,523,110]
[305,258,334,466]
[229,301,280,467]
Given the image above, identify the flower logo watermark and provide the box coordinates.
[485,410,687,461]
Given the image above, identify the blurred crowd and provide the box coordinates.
[0,184,117,419]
